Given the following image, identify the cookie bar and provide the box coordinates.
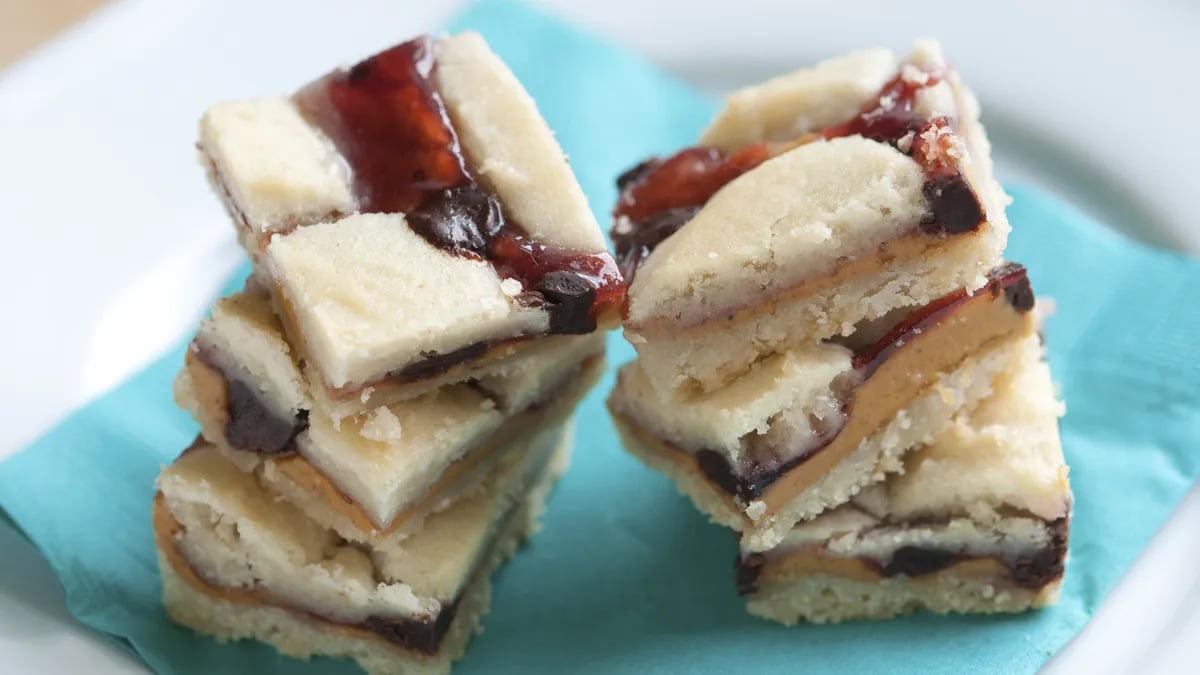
[200,33,623,411]
[738,342,1070,623]
[610,264,1036,551]
[612,40,1007,393]
[175,285,603,543]
[155,424,568,675]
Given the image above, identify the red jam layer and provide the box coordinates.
[293,36,624,334]
[612,62,985,279]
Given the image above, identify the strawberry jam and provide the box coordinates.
[611,62,985,276]
[294,36,624,334]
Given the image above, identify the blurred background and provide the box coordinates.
[1,1,1197,673]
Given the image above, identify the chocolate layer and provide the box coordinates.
[736,517,1069,596]
[193,345,307,455]
[693,264,1033,501]
[357,600,458,656]
[292,35,624,334]
[156,437,543,657]
[610,63,984,277]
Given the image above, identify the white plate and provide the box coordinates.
[1,1,1197,672]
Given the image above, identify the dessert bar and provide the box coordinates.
[155,423,569,674]
[612,40,1007,393]
[200,33,623,414]
[610,264,1036,551]
[738,340,1070,623]
[175,286,603,543]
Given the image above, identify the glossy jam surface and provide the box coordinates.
[294,37,470,214]
[611,62,985,277]
[820,68,945,145]
[613,145,770,223]
[295,36,625,334]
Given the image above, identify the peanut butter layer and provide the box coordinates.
[154,495,432,657]
[613,270,1034,523]
[629,226,985,336]
[757,551,1011,586]
[743,516,1068,594]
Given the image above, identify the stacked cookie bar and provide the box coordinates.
[155,33,620,673]
[608,41,1072,622]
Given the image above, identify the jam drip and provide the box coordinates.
[294,36,624,334]
[611,62,985,277]
[695,265,1033,500]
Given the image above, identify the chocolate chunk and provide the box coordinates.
[736,553,766,596]
[612,206,699,280]
[985,262,1035,313]
[920,176,984,235]
[358,600,458,655]
[881,546,960,577]
[535,270,597,334]
[695,445,831,502]
[393,342,490,382]
[1008,517,1069,589]
[406,186,504,258]
[224,379,308,454]
[615,158,660,191]
[695,449,751,500]
[1003,275,1035,313]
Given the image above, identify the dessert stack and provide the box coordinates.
[607,41,1072,623]
[153,33,622,673]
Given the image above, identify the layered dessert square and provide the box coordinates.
[200,33,624,414]
[738,340,1070,623]
[161,31,621,670]
[155,424,569,675]
[610,264,1037,551]
[175,285,603,544]
[612,40,1008,394]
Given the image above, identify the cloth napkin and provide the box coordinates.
[3,1,1199,673]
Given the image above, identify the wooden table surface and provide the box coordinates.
[0,0,108,67]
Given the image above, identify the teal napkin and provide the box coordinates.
[3,1,1199,673]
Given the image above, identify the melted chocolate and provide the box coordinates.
[195,346,308,455]
[736,552,767,595]
[735,517,1069,596]
[694,265,1033,500]
[405,186,504,258]
[880,546,960,577]
[989,262,1035,313]
[224,380,309,454]
[358,601,458,655]
[390,342,492,383]
[1008,517,1069,589]
[294,35,625,334]
[610,63,984,277]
